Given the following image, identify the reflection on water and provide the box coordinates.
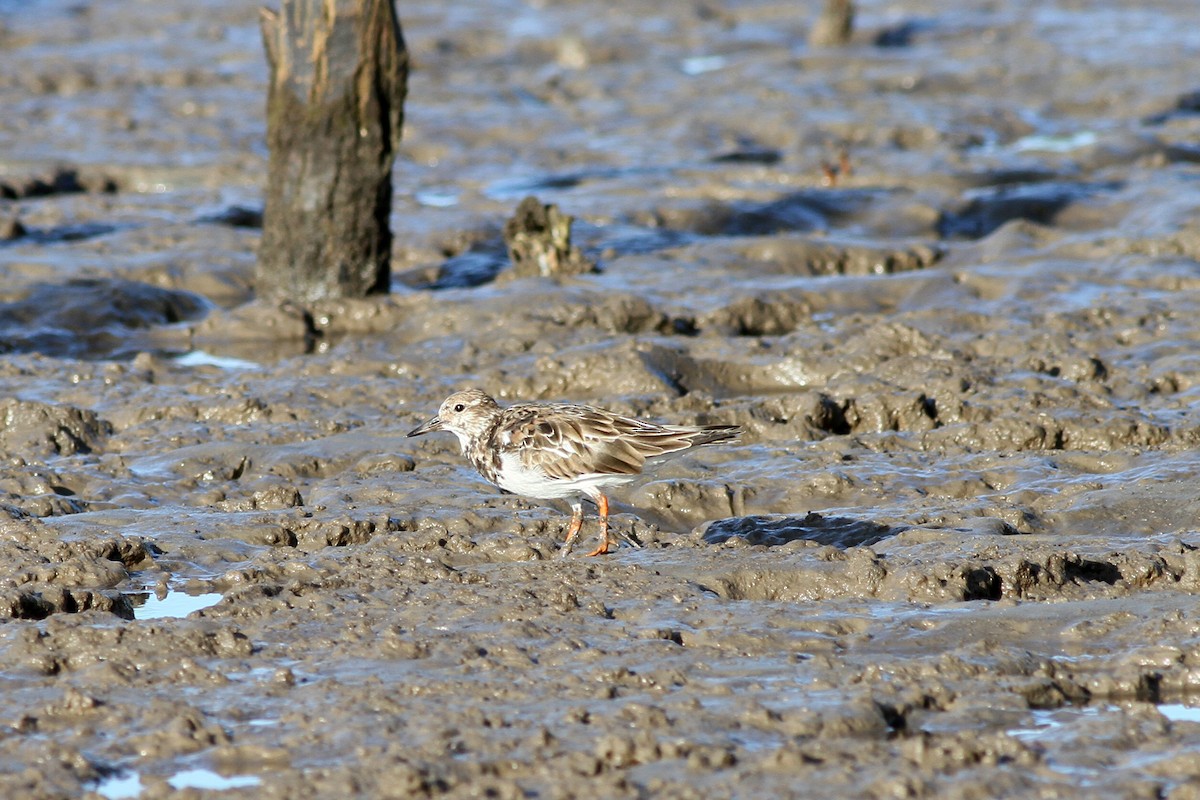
[679,55,728,75]
[173,350,260,370]
[94,771,142,800]
[1006,705,1109,742]
[1158,703,1200,723]
[1013,131,1099,153]
[168,769,262,791]
[130,591,223,620]
[413,187,461,208]
[92,758,265,797]
[1005,701,1200,787]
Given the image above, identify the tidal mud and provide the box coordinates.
[3,0,1200,797]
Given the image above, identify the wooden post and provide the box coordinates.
[809,0,855,47]
[258,0,408,302]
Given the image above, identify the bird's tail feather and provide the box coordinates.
[686,425,741,447]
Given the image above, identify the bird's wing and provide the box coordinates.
[491,405,645,481]
[493,404,726,482]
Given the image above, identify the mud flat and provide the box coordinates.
[4,1,1200,797]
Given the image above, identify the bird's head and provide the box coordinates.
[407,389,500,449]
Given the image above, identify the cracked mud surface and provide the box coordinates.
[3,0,1200,797]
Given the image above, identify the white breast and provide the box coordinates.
[494,452,635,501]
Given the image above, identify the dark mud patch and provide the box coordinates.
[0,278,210,359]
[938,180,1123,239]
[637,188,879,237]
[196,204,263,229]
[484,165,670,200]
[0,219,120,245]
[0,165,117,199]
[700,512,902,548]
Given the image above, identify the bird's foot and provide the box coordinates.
[559,508,584,558]
[584,540,612,557]
[585,520,612,557]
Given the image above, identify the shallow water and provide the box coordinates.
[3,0,1200,796]
[93,772,142,800]
[129,590,223,620]
[168,768,262,792]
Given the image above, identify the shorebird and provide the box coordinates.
[408,389,740,556]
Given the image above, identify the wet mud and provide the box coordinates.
[3,0,1200,797]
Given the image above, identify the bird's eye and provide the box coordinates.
[453,403,465,413]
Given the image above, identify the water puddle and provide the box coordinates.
[1006,705,1109,742]
[94,771,142,800]
[93,768,265,797]
[130,590,223,620]
[1006,701,1200,738]
[226,666,285,682]
[426,250,508,289]
[168,768,262,791]
[5,221,121,245]
[1158,703,1200,723]
[173,350,260,370]
[413,187,461,208]
[1012,130,1099,153]
[483,165,665,200]
[484,171,588,199]
[680,55,728,75]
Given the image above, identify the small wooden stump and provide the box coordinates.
[257,0,408,303]
[503,196,595,278]
[809,0,855,47]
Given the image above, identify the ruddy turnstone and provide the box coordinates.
[407,389,741,556]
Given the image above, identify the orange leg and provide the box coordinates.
[584,494,612,557]
[562,503,584,550]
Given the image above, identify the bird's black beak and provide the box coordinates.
[407,415,443,437]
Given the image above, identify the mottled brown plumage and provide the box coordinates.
[408,389,740,555]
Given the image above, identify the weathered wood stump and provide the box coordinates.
[257,0,408,302]
[503,196,595,278]
[809,0,855,46]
